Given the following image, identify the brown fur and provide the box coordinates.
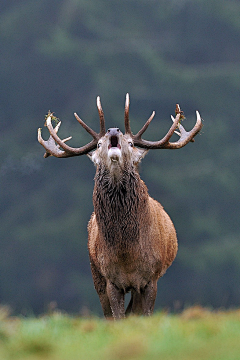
[38,96,202,319]
[87,128,178,318]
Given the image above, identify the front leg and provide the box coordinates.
[125,290,143,316]
[89,257,113,318]
[106,281,125,319]
[142,280,157,316]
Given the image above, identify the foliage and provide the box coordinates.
[1,0,240,313]
[0,307,240,360]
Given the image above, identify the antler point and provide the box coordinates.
[125,93,130,107]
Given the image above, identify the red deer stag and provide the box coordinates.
[38,94,202,319]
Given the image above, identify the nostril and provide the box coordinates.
[107,128,121,135]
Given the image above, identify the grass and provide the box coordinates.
[0,306,240,360]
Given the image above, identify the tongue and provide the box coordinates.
[108,144,121,149]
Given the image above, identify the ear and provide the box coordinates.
[87,152,93,161]
[133,148,149,164]
[87,150,99,165]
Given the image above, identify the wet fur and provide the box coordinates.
[88,146,178,319]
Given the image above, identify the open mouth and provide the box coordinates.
[108,136,121,149]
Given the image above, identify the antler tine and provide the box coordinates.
[133,113,181,149]
[97,96,106,136]
[133,111,155,140]
[168,110,202,148]
[74,113,99,140]
[124,94,155,138]
[38,113,99,158]
[132,105,203,149]
[38,120,70,158]
[124,93,132,135]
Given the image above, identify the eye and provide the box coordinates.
[97,142,102,148]
[128,142,133,147]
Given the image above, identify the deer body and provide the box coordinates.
[38,94,202,318]
[87,128,177,318]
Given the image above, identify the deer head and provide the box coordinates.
[88,126,148,175]
[38,94,203,162]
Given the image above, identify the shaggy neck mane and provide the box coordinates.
[93,162,149,246]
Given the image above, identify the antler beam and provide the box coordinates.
[133,110,202,149]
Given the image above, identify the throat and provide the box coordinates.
[93,166,148,244]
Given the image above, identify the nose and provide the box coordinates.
[107,128,122,149]
[107,128,121,136]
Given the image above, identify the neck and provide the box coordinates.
[93,163,149,245]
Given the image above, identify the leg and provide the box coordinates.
[106,281,125,319]
[126,290,144,316]
[142,280,157,316]
[89,259,112,318]
[98,293,113,318]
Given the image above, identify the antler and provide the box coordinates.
[38,97,106,158]
[124,94,203,149]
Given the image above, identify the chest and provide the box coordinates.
[96,238,161,291]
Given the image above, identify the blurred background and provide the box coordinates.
[1,0,240,315]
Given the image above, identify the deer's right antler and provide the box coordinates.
[38,97,106,158]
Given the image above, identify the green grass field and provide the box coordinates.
[0,306,240,360]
